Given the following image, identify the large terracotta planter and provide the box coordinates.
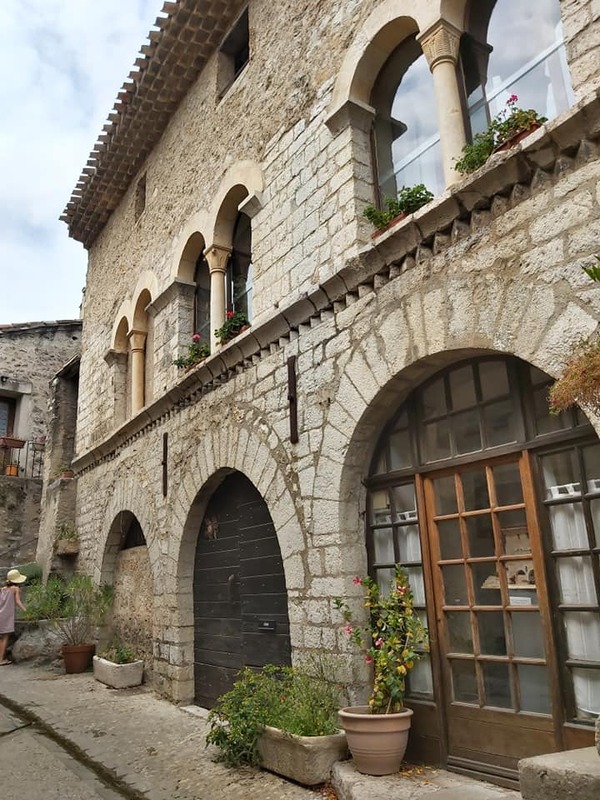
[62,643,95,674]
[257,725,348,786]
[338,705,413,776]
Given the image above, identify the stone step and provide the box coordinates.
[428,788,519,800]
[519,747,600,800]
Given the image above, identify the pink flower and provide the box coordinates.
[226,310,235,319]
[344,625,354,635]
[192,333,201,343]
[352,576,362,585]
[365,655,373,664]
[508,93,518,103]
[375,637,384,648]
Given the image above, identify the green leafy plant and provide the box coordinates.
[173,333,210,369]
[363,184,434,231]
[24,575,113,645]
[334,565,428,714]
[214,310,249,345]
[56,523,78,541]
[206,661,346,767]
[455,94,546,175]
[100,637,137,664]
[549,259,600,415]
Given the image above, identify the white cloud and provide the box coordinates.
[0,0,161,323]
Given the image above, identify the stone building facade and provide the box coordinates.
[56,0,599,785]
[0,321,81,573]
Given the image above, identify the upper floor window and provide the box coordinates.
[0,397,16,436]
[462,0,573,139]
[218,7,249,98]
[228,211,253,321]
[371,35,444,200]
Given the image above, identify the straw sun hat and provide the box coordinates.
[6,569,27,584]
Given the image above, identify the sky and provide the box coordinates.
[0,0,162,324]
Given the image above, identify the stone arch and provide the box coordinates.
[112,314,129,352]
[174,231,207,283]
[209,160,264,248]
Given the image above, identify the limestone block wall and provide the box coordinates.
[0,477,42,574]
[561,0,600,96]
[72,92,600,700]
[112,546,154,674]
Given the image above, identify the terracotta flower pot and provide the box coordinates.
[4,464,18,477]
[493,122,542,153]
[371,211,407,238]
[62,643,95,674]
[338,705,413,776]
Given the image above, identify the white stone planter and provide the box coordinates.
[93,655,144,689]
[257,725,348,786]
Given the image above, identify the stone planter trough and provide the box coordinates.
[257,725,348,786]
[93,655,144,689]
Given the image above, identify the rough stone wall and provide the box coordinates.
[561,0,600,96]
[0,323,81,574]
[111,546,154,675]
[70,0,600,704]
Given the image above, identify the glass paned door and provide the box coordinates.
[424,455,558,772]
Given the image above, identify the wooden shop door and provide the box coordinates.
[423,454,560,781]
[193,472,291,708]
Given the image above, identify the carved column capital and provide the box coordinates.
[127,328,147,353]
[204,244,232,274]
[418,20,462,70]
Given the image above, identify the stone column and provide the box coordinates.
[418,21,468,187]
[128,329,147,415]
[204,244,231,351]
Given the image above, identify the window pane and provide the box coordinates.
[483,398,518,447]
[571,668,600,718]
[512,612,545,659]
[557,557,597,605]
[447,611,473,653]
[540,451,581,500]
[453,410,482,454]
[563,612,600,661]
[370,490,391,524]
[398,525,421,563]
[433,475,457,515]
[506,563,538,607]
[473,563,501,605]
[389,428,413,471]
[443,565,468,606]
[591,499,600,548]
[375,567,395,594]
[462,469,489,511]
[373,528,394,564]
[438,518,463,561]
[451,660,478,704]
[499,509,530,553]
[449,365,476,411]
[421,376,446,419]
[422,419,451,462]
[478,611,506,656]
[518,665,552,714]
[480,361,509,401]
[493,462,523,506]
[406,566,425,605]
[391,484,416,521]
[483,662,512,709]
[407,656,434,698]
[548,503,588,550]
[583,444,600,493]
[533,386,569,436]
[466,514,495,558]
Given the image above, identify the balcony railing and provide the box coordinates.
[0,437,45,479]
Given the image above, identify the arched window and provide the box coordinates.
[227,211,253,321]
[193,254,211,343]
[461,0,573,138]
[371,35,444,200]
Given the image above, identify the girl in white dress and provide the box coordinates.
[0,569,27,665]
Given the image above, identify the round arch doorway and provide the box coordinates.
[366,355,599,784]
[193,472,291,708]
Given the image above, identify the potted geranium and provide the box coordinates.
[206,661,348,785]
[334,565,428,775]
[173,333,210,370]
[363,184,433,235]
[214,310,250,345]
[455,94,547,174]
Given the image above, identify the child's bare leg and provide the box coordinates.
[0,633,9,663]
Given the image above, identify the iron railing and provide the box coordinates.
[0,437,45,479]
